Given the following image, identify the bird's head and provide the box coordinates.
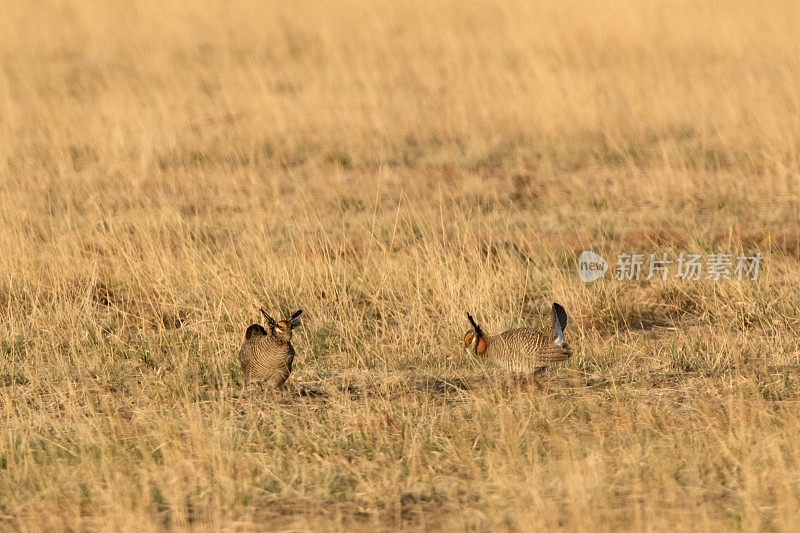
[261,308,303,343]
[464,312,487,356]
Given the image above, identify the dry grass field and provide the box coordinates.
[3,0,800,530]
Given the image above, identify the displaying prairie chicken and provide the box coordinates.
[463,303,571,374]
[238,308,302,389]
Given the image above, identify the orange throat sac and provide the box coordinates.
[476,337,487,355]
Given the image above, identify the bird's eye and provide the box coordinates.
[276,322,285,330]
[465,333,473,344]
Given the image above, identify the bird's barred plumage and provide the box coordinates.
[238,331,296,388]
[481,328,571,373]
[464,303,572,374]
[238,309,302,389]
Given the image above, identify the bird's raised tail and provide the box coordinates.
[552,302,568,347]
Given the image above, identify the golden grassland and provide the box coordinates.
[2,0,800,530]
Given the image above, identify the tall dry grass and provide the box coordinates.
[2,0,800,530]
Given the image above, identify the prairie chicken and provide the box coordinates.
[238,308,302,389]
[463,303,571,374]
